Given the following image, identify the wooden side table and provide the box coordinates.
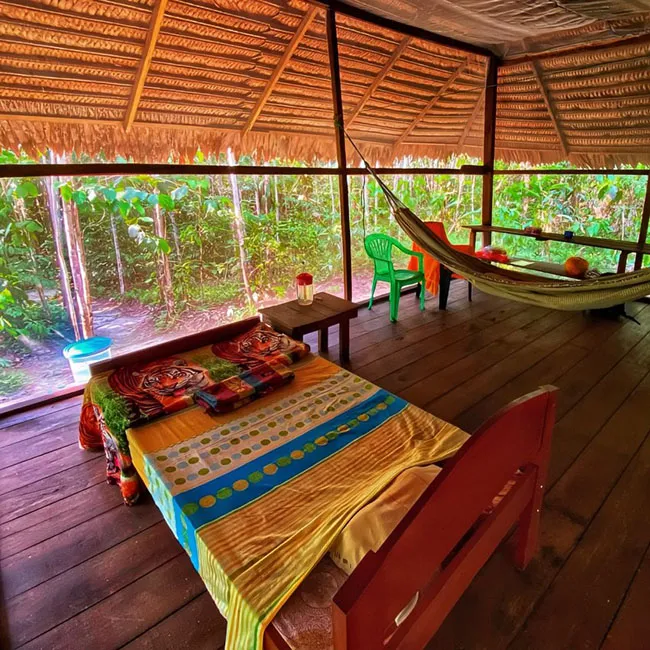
[259,292,358,362]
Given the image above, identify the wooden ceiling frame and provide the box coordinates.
[530,61,569,158]
[502,31,650,67]
[242,6,318,135]
[458,87,485,148]
[393,59,468,147]
[346,36,410,127]
[123,0,169,132]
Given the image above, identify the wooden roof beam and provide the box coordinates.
[123,0,168,133]
[530,61,569,158]
[346,36,410,127]
[502,32,650,67]
[393,59,467,147]
[312,0,495,58]
[458,87,486,148]
[242,6,318,135]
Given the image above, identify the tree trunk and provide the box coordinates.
[227,148,254,308]
[254,177,262,217]
[262,175,269,214]
[109,210,126,295]
[60,185,94,339]
[42,165,80,339]
[153,203,175,317]
[168,211,181,259]
[455,174,465,221]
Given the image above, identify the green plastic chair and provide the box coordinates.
[364,233,425,322]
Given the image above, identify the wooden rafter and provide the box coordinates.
[458,88,485,148]
[530,61,569,158]
[502,32,650,66]
[242,6,318,135]
[393,60,467,147]
[346,36,410,127]
[123,0,168,132]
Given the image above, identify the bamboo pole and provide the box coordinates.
[326,6,353,301]
[635,176,650,270]
[481,56,499,247]
[42,154,81,339]
[227,148,255,308]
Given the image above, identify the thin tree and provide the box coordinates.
[109,210,126,296]
[42,161,80,339]
[227,148,254,308]
[153,202,175,317]
[60,178,94,339]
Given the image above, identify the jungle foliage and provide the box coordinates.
[0,147,648,398]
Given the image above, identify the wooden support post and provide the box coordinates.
[326,6,353,301]
[481,56,499,246]
[635,175,650,270]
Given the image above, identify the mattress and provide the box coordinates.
[127,354,468,650]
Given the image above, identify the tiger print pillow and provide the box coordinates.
[211,322,310,369]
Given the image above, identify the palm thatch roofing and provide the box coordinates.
[0,0,649,166]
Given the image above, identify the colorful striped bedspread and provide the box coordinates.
[127,354,468,650]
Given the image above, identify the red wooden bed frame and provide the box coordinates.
[265,385,557,650]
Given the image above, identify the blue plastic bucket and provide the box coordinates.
[63,336,112,383]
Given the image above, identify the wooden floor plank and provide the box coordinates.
[509,424,650,650]
[0,456,106,526]
[121,593,226,650]
[0,442,96,497]
[1,498,162,600]
[0,404,81,450]
[0,423,80,471]
[0,481,123,559]
[601,543,650,650]
[2,293,649,650]
[396,308,563,406]
[0,395,83,430]
[427,311,588,421]
[6,521,182,648]
[18,553,204,650]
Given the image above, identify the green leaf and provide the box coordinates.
[157,194,175,211]
[171,185,188,201]
[157,238,171,254]
[59,184,73,202]
[15,181,39,199]
[147,194,159,206]
[102,188,117,202]
[138,216,154,224]
[72,190,87,206]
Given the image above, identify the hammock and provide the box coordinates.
[349,140,650,311]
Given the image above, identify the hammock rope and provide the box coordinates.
[346,133,650,311]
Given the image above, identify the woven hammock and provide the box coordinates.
[356,155,650,311]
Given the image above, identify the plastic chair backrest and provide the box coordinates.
[364,233,399,277]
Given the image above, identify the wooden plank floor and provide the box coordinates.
[2,285,650,649]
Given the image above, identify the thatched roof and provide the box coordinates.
[0,0,649,166]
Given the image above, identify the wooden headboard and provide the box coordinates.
[89,316,260,376]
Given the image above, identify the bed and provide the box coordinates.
[79,316,556,650]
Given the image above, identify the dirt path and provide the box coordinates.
[0,273,375,409]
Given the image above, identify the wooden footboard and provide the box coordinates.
[264,386,557,650]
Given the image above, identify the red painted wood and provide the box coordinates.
[331,386,557,649]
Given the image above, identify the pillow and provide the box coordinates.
[212,322,310,369]
[330,464,441,575]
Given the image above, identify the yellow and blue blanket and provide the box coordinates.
[127,355,467,650]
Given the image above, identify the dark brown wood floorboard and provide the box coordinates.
[1,290,648,650]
